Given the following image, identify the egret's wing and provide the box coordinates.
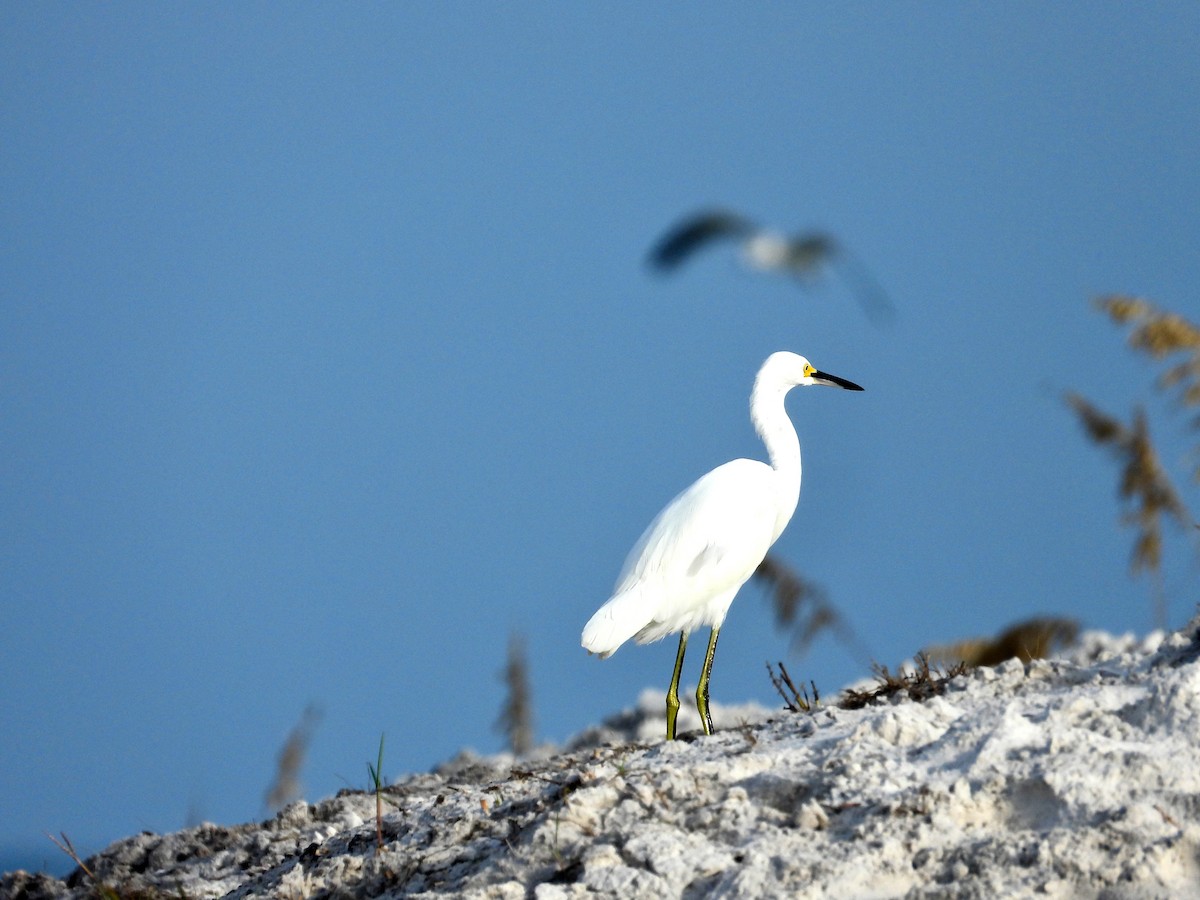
[614,459,779,618]
[583,459,782,655]
[647,210,756,270]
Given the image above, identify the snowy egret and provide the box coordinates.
[581,351,863,739]
[648,208,894,324]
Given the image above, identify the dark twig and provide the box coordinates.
[495,633,535,756]
[767,660,819,712]
[839,653,970,710]
[46,832,120,900]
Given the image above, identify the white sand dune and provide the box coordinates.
[5,615,1199,899]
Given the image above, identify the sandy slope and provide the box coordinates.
[5,616,1200,899]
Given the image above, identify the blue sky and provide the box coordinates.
[3,4,1199,874]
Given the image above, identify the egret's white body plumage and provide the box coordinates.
[582,352,862,730]
[583,458,785,653]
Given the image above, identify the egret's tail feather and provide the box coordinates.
[581,590,649,658]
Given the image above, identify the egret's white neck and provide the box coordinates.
[750,373,803,538]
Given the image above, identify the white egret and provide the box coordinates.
[582,351,863,739]
[648,208,894,324]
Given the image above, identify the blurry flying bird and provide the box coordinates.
[581,351,863,740]
[648,208,894,324]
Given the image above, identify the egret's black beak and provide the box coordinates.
[812,370,864,391]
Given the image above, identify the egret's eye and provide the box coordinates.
[803,364,815,377]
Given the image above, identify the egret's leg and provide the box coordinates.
[665,632,689,740]
[695,627,721,735]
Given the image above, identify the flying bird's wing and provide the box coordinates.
[782,233,838,275]
[826,241,895,325]
[784,232,895,325]
[648,210,756,270]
